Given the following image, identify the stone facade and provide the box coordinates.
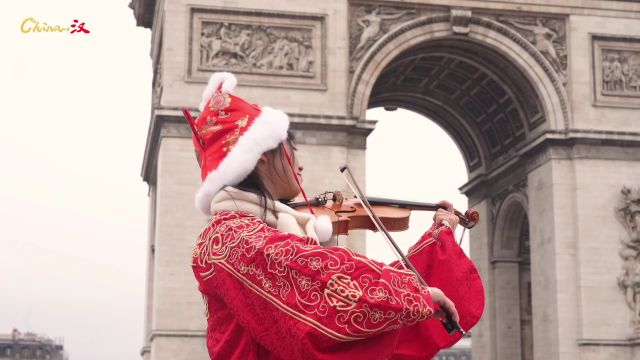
[131,1,640,359]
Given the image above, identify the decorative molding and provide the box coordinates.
[495,15,568,84]
[349,4,417,72]
[490,257,523,264]
[129,0,157,29]
[148,330,206,341]
[462,129,640,199]
[139,345,150,356]
[450,8,472,35]
[615,186,640,334]
[577,337,640,346]
[188,6,326,90]
[592,34,640,108]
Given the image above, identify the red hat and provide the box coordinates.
[186,72,290,215]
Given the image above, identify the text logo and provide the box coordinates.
[21,18,90,34]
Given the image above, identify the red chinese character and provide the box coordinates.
[70,19,90,34]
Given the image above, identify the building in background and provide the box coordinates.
[131,1,640,359]
[0,329,65,360]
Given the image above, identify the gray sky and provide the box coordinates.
[1,1,468,359]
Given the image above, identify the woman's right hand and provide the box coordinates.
[428,287,460,324]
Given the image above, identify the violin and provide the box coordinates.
[289,191,480,236]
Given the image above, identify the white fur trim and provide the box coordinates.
[314,215,333,243]
[195,106,289,215]
[198,72,238,111]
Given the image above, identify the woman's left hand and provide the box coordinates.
[433,200,459,231]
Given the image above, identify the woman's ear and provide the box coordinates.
[255,153,270,174]
[258,153,269,165]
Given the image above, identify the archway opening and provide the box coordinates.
[365,107,469,263]
[363,37,547,179]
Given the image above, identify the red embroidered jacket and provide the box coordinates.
[192,211,484,360]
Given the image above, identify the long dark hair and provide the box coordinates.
[232,131,296,220]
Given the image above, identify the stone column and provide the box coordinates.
[493,261,523,360]
[527,151,579,360]
[468,198,492,360]
[148,122,209,360]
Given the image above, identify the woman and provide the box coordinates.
[186,72,484,359]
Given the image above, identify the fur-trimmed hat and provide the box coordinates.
[186,72,290,215]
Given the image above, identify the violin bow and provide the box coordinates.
[339,165,465,336]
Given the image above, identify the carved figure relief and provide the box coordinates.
[615,186,640,329]
[190,8,325,89]
[601,49,640,95]
[349,5,416,71]
[498,16,567,83]
[199,22,314,76]
[592,36,640,108]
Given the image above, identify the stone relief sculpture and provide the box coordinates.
[498,16,567,83]
[601,49,640,95]
[615,186,640,329]
[199,22,314,75]
[349,6,416,71]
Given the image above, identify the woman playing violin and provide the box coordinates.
[186,72,484,360]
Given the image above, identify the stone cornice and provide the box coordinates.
[139,345,150,356]
[415,0,640,18]
[140,108,187,185]
[461,129,640,199]
[130,0,157,28]
[148,330,206,342]
[577,337,640,346]
[491,257,523,264]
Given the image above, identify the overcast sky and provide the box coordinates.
[1,1,468,359]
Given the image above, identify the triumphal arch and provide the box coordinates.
[131,1,640,359]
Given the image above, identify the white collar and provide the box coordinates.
[209,187,332,242]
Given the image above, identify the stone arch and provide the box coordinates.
[491,192,532,360]
[348,13,571,177]
[350,13,569,125]
[492,192,528,258]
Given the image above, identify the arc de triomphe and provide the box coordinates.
[131,1,640,359]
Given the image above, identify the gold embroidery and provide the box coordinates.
[217,260,361,341]
[406,238,437,258]
[218,110,230,118]
[223,130,240,152]
[201,116,222,134]
[236,115,249,128]
[324,274,362,311]
[193,212,435,341]
[209,91,231,111]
